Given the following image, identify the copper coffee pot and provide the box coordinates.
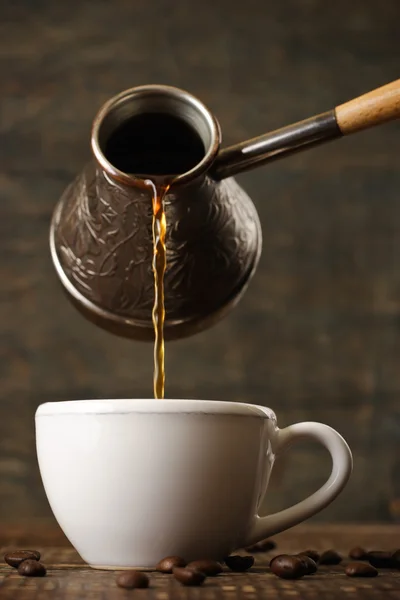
[50,80,400,340]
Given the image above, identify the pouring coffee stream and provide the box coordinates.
[148,180,168,399]
[50,79,399,397]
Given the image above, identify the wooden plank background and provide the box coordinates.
[1,524,400,600]
[1,0,399,521]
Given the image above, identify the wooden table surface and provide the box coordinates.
[1,521,399,599]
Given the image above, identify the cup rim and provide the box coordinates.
[35,399,276,419]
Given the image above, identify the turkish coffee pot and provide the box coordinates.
[50,80,400,340]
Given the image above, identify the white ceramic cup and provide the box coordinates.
[36,399,352,569]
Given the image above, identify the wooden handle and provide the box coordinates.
[335,79,400,135]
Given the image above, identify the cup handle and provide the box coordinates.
[243,422,353,546]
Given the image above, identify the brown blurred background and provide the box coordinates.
[1,0,399,523]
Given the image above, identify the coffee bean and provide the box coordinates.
[295,554,318,574]
[156,556,186,573]
[4,550,41,568]
[116,571,149,589]
[224,555,254,572]
[367,551,394,569]
[349,547,367,560]
[319,550,342,565]
[17,560,46,577]
[187,560,222,576]
[270,555,305,579]
[173,567,206,586]
[300,549,320,563]
[345,562,378,578]
[246,539,276,553]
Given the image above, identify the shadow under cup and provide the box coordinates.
[35,399,275,568]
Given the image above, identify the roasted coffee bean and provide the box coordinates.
[224,555,254,572]
[173,567,206,586]
[367,551,394,569]
[156,555,186,573]
[116,571,149,589]
[345,562,378,578]
[246,539,276,553]
[296,554,317,574]
[300,549,320,563]
[319,550,342,565]
[4,550,41,568]
[270,555,305,580]
[349,547,367,560]
[187,560,222,576]
[18,560,46,577]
